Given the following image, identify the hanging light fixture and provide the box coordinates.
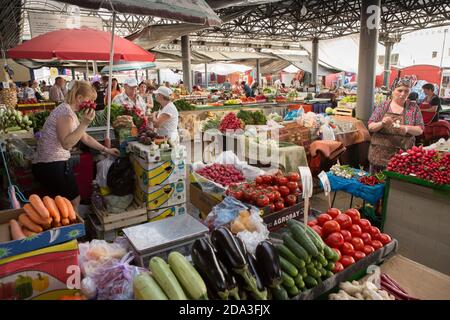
[301,3,307,16]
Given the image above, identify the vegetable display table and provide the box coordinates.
[381,171,450,276]
[16,102,56,111]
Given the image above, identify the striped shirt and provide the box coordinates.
[33,103,79,163]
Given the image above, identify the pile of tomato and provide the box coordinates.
[226,172,302,212]
[308,208,392,272]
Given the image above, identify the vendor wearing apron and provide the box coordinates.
[149,86,179,143]
[32,80,119,209]
[420,83,441,124]
[368,80,424,172]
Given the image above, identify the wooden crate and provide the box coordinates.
[92,201,147,232]
[334,106,354,117]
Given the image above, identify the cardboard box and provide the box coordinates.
[134,180,186,210]
[148,203,187,221]
[190,182,223,218]
[0,240,78,300]
[127,141,186,163]
[131,155,186,188]
[0,209,85,259]
[380,254,450,300]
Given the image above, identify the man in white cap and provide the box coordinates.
[150,86,179,143]
[112,78,146,113]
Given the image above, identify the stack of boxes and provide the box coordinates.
[127,141,187,221]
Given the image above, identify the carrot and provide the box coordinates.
[29,194,50,219]
[18,213,43,233]
[21,227,36,237]
[9,219,26,240]
[55,196,69,219]
[23,203,52,226]
[61,218,70,226]
[63,197,77,222]
[43,196,61,223]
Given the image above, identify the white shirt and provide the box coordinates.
[157,102,179,142]
[49,85,66,102]
[18,87,36,100]
[113,92,146,113]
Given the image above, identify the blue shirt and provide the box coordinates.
[243,84,252,97]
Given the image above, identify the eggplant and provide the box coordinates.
[210,227,247,270]
[234,236,247,256]
[255,240,282,288]
[246,252,268,300]
[217,258,240,300]
[191,238,229,299]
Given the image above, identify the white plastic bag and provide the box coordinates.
[321,123,336,141]
[236,208,269,255]
[96,156,115,188]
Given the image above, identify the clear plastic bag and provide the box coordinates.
[321,123,336,141]
[204,196,249,230]
[236,208,269,255]
[96,156,115,188]
[104,194,134,214]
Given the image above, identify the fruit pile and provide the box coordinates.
[226,172,301,211]
[387,146,450,185]
[219,112,244,133]
[196,163,245,187]
[19,98,38,105]
[359,173,385,186]
[308,208,392,271]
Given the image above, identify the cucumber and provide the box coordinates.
[288,222,319,257]
[317,254,328,267]
[289,219,325,251]
[326,271,334,278]
[318,267,327,277]
[280,256,298,278]
[133,273,168,300]
[271,286,289,300]
[281,271,295,288]
[324,246,340,262]
[276,244,306,269]
[294,274,303,286]
[286,285,299,297]
[149,256,187,300]
[300,270,308,279]
[295,275,305,289]
[326,262,335,271]
[304,276,318,289]
[282,234,310,262]
[314,260,322,268]
[306,266,321,279]
[306,262,315,269]
[168,251,208,300]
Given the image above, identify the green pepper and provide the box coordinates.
[14,275,33,300]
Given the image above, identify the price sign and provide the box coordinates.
[298,166,313,225]
[318,171,332,208]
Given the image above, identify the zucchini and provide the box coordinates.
[133,273,168,300]
[304,276,318,289]
[275,244,305,269]
[324,245,340,262]
[149,256,187,300]
[280,256,298,278]
[326,262,335,271]
[288,222,319,257]
[286,284,299,297]
[271,286,289,300]
[317,254,328,267]
[168,251,208,300]
[282,234,310,262]
[281,271,295,288]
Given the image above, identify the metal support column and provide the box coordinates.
[157,69,161,85]
[383,41,393,88]
[145,69,149,80]
[71,68,75,80]
[204,63,208,88]
[181,35,192,92]
[356,0,381,122]
[135,70,138,82]
[256,58,261,86]
[311,37,319,91]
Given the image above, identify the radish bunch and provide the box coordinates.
[79,100,97,110]
[387,146,450,185]
[219,112,244,133]
[196,163,245,186]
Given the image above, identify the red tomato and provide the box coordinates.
[278,186,290,197]
[340,255,355,268]
[325,232,344,248]
[353,251,366,261]
[272,185,279,191]
[334,214,352,230]
[255,176,264,185]
[344,208,361,224]
[288,172,300,182]
[332,261,344,273]
[360,232,372,244]
[369,226,381,239]
[285,194,297,206]
[341,242,355,256]
[256,195,270,207]
[269,203,275,213]
[273,191,281,201]
[358,219,372,232]
[307,220,318,227]
[244,190,253,202]
[266,192,276,203]
[351,237,365,251]
[371,240,383,250]
[333,248,342,261]
[322,220,341,236]
[326,208,341,219]
[340,230,352,243]
[363,245,375,255]
[378,233,392,245]
[349,224,362,238]
[274,201,285,211]
[262,175,273,185]
[286,181,298,192]
[232,190,244,200]
[317,213,333,226]
[276,176,289,186]
[311,225,323,237]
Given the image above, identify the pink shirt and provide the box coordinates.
[34,103,79,163]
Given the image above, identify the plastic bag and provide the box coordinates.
[96,156,115,188]
[107,156,135,196]
[204,196,249,230]
[80,277,97,300]
[321,123,336,141]
[104,194,134,214]
[235,208,269,255]
[92,253,145,300]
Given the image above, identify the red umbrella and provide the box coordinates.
[7,28,155,62]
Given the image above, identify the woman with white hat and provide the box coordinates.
[150,86,179,142]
